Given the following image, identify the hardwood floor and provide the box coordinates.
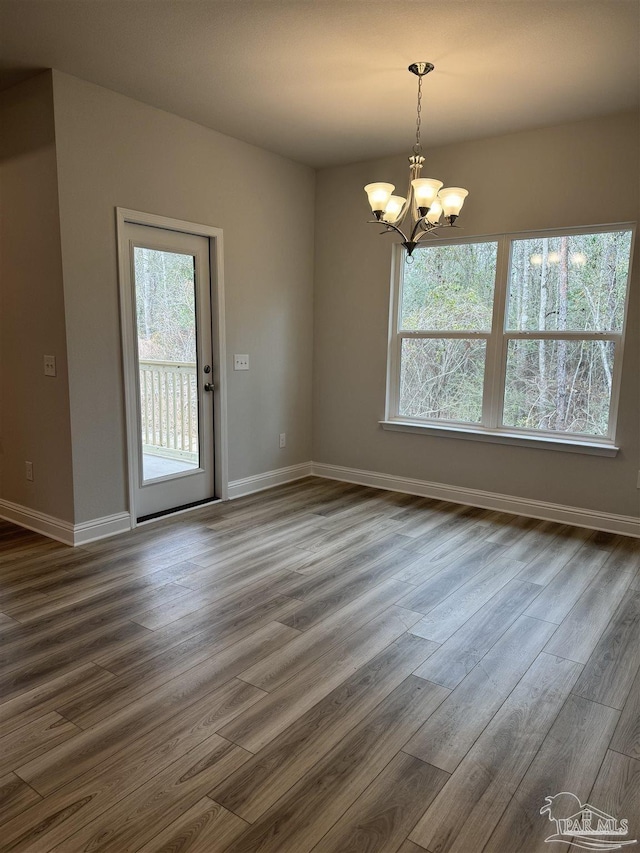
[1,477,639,852]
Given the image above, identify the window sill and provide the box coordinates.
[379,420,619,457]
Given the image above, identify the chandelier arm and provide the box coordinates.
[414,224,441,245]
[395,197,412,228]
[370,220,410,242]
[410,216,431,243]
[398,177,415,228]
[402,154,425,234]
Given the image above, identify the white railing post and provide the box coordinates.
[139,360,198,463]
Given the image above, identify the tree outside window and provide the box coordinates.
[390,226,634,444]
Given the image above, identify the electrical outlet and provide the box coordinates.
[279,433,286,448]
[25,461,34,482]
[234,354,249,371]
[44,355,56,377]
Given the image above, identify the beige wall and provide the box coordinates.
[313,112,640,518]
[51,71,315,523]
[0,72,75,521]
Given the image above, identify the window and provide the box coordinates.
[385,225,634,451]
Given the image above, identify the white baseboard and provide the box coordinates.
[72,512,132,545]
[311,462,640,538]
[0,499,131,546]
[0,499,75,545]
[4,461,637,544]
[227,462,314,500]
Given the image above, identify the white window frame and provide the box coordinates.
[382,222,636,456]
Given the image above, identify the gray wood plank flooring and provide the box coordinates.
[0,478,639,852]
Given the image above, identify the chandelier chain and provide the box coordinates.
[413,73,423,155]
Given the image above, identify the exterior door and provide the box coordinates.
[122,222,216,519]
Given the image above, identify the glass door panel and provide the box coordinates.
[133,246,201,482]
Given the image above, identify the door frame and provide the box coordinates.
[116,207,229,527]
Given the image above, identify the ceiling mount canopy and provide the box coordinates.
[364,62,469,258]
[407,61,434,77]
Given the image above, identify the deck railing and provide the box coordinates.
[139,360,198,461]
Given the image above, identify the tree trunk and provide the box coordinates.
[538,240,549,425]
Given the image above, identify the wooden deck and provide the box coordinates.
[1,477,639,852]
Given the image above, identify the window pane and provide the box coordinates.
[134,247,200,481]
[502,339,615,436]
[507,230,632,332]
[401,242,498,331]
[399,338,486,423]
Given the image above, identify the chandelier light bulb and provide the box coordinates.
[411,178,443,214]
[438,187,469,219]
[426,198,443,224]
[548,251,560,264]
[364,183,395,218]
[571,251,587,265]
[383,195,407,224]
[530,254,543,265]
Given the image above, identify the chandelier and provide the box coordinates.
[364,62,468,258]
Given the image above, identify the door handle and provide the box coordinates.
[204,382,215,392]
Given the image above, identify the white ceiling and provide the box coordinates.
[0,0,638,167]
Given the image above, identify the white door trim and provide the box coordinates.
[116,208,229,527]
